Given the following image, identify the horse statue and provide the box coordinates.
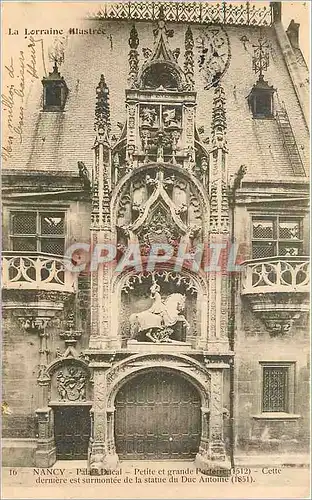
[129,281,190,342]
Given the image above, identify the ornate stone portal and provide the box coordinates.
[87,10,232,474]
[88,353,231,474]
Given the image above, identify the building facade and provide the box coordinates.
[2,1,310,471]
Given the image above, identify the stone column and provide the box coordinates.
[196,406,210,460]
[106,407,118,464]
[207,84,231,354]
[195,367,230,474]
[89,365,118,472]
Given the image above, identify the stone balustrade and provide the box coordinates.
[241,257,310,295]
[2,252,77,293]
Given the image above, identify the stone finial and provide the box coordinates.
[95,74,111,143]
[129,24,139,49]
[184,26,194,91]
[211,84,227,150]
[128,25,139,87]
[92,74,112,229]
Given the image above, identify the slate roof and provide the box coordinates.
[3,20,309,182]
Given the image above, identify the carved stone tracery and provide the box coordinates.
[115,166,205,254]
[121,270,198,295]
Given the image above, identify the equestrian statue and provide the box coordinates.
[129,278,190,342]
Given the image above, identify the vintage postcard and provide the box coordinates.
[1,1,310,499]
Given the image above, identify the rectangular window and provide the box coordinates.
[10,211,65,255]
[262,366,288,412]
[260,362,295,413]
[46,86,62,107]
[255,93,272,118]
[252,216,303,259]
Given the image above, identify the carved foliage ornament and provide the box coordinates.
[137,207,181,246]
[121,271,198,295]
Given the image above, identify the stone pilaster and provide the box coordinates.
[35,408,56,467]
[195,367,230,474]
[90,74,115,350]
[89,365,118,472]
[207,84,230,351]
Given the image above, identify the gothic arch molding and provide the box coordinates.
[111,264,208,294]
[111,162,210,238]
[105,353,211,408]
[46,356,91,377]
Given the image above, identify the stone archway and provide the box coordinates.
[89,353,214,472]
[114,368,202,460]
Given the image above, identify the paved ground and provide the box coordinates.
[2,460,310,499]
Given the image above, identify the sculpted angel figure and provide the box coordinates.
[141,107,157,127]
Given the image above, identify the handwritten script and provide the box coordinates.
[2,36,40,161]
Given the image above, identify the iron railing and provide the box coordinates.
[88,1,272,26]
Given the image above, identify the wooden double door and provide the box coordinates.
[54,406,91,460]
[115,371,201,460]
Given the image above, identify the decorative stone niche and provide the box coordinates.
[119,272,198,347]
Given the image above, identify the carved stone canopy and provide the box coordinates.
[18,316,53,334]
[121,271,198,295]
[130,170,187,236]
[116,166,205,252]
[60,313,82,345]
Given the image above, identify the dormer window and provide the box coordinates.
[42,62,68,111]
[46,85,62,107]
[247,76,275,119]
[254,92,272,117]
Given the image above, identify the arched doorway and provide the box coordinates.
[114,370,201,460]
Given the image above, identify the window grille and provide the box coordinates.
[12,212,37,235]
[252,216,303,258]
[10,211,65,255]
[262,366,288,412]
